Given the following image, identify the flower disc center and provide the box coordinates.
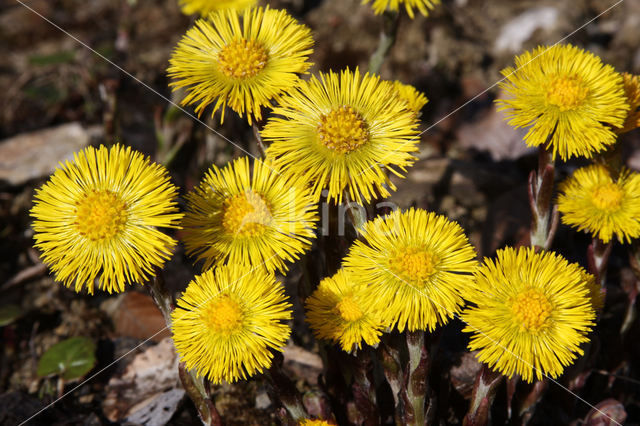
[203,295,244,334]
[511,289,552,332]
[545,76,589,111]
[335,296,363,322]
[75,189,128,241]
[592,182,624,211]
[317,106,370,154]
[389,247,438,283]
[218,38,268,79]
[222,191,272,237]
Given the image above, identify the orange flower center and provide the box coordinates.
[335,296,363,322]
[389,247,438,284]
[222,191,272,237]
[75,189,128,241]
[545,76,589,111]
[218,38,268,79]
[511,289,552,332]
[591,182,624,211]
[203,295,244,334]
[317,106,369,154]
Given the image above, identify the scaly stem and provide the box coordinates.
[368,11,400,75]
[267,353,308,421]
[148,269,217,425]
[529,147,557,250]
[404,331,429,426]
[353,349,379,425]
[463,365,503,426]
[253,122,267,159]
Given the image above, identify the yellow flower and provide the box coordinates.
[343,208,477,332]
[362,0,440,19]
[299,420,336,426]
[461,247,595,383]
[30,144,182,294]
[305,269,385,352]
[262,69,421,204]
[615,72,640,134]
[171,264,292,383]
[390,80,428,116]
[182,157,318,274]
[583,271,605,313]
[168,7,313,124]
[497,44,628,160]
[179,0,257,16]
[557,164,640,243]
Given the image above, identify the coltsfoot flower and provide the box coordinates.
[182,157,318,274]
[497,44,628,160]
[168,6,313,124]
[263,68,421,204]
[557,164,640,243]
[30,144,183,294]
[179,0,256,16]
[461,247,596,383]
[616,72,640,134]
[305,269,385,352]
[343,208,477,332]
[362,0,440,19]
[171,264,292,383]
[389,80,428,116]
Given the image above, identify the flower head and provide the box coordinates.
[461,247,595,383]
[299,420,336,426]
[615,72,640,134]
[343,208,477,332]
[182,157,317,274]
[389,80,428,116]
[30,144,182,294]
[362,0,440,18]
[171,264,292,383]
[557,164,640,243]
[168,7,313,124]
[262,68,421,203]
[305,269,385,352]
[497,44,628,160]
[179,0,257,16]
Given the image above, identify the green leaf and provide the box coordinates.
[28,51,76,66]
[37,337,96,381]
[0,305,21,327]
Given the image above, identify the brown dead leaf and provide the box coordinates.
[103,337,182,423]
[108,292,170,343]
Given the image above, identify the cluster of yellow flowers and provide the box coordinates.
[29,4,640,403]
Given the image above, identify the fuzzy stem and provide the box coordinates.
[529,147,556,250]
[267,353,308,421]
[148,270,217,425]
[252,122,267,159]
[463,364,503,426]
[377,337,403,411]
[368,11,399,75]
[353,349,380,425]
[404,331,428,426]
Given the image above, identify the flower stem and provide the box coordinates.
[267,353,308,421]
[404,331,429,426]
[148,269,218,425]
[253,122,267,159]
[463,364,503,426]
[377,336,403,411]
[353,349,380,425]
[368,11,399,75]
[528,147,557,250]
